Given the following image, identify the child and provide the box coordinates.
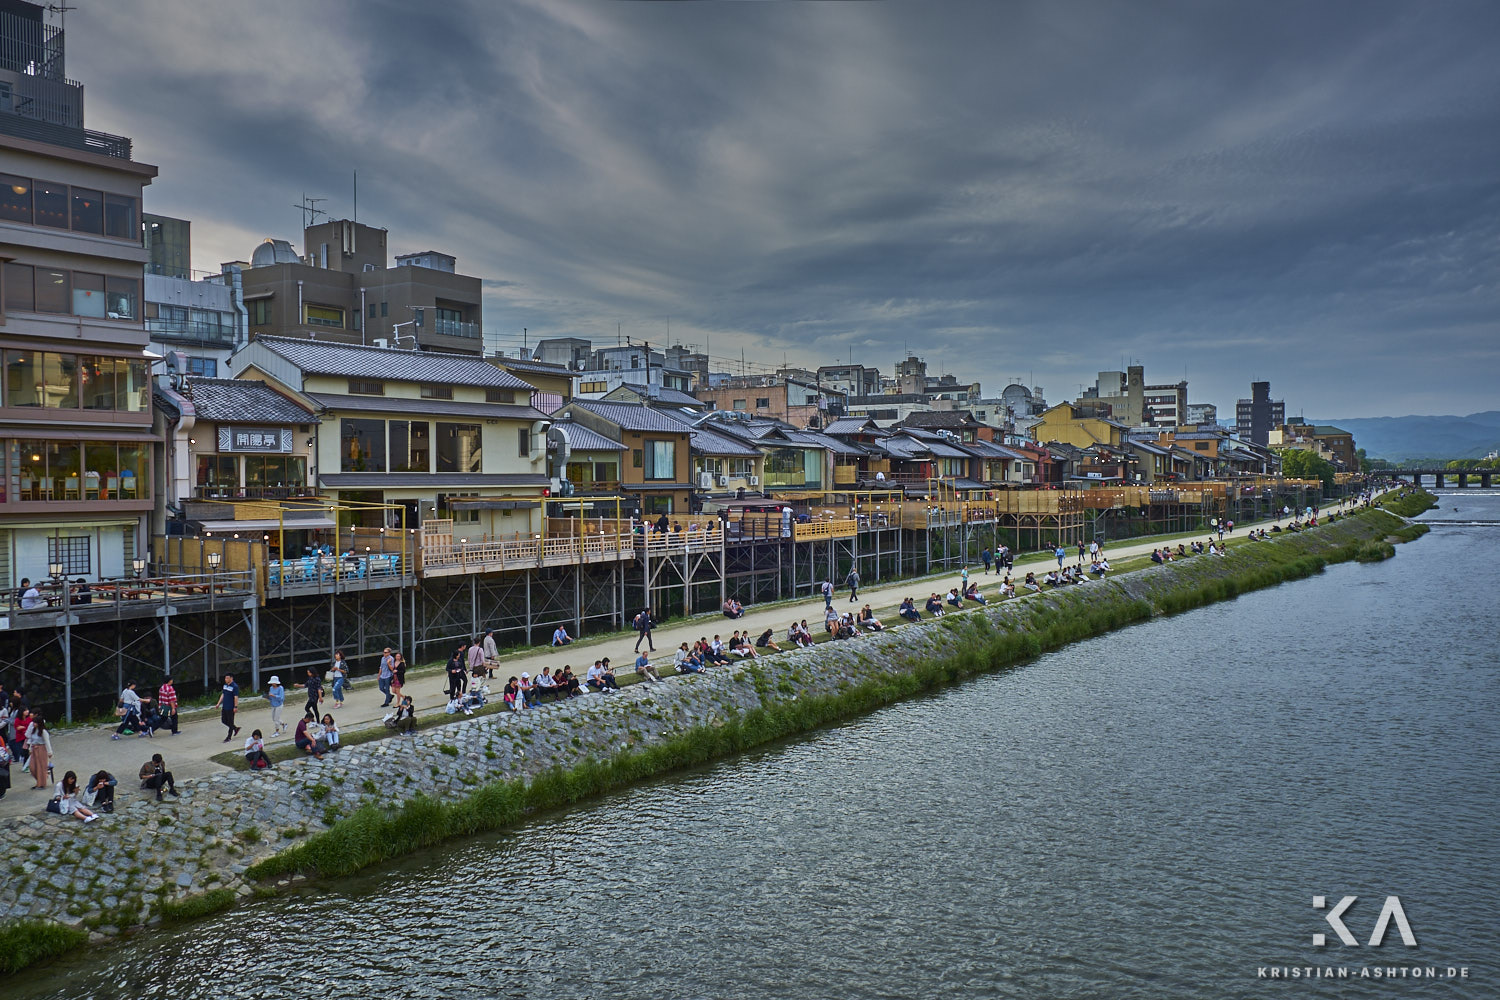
[244,730,273,770]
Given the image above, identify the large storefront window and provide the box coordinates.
[196,455,237,491]
[3,262,32,311]
[389,420,430,472]
[11,439,150,501]
[436,423,481,473]
[245,456,307,490]
[340,418,386,472]
[4,352,144,411]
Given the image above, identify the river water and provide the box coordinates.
[12,493,1499,998]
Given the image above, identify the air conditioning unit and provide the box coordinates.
[748,475,759,487]
[372,338,389,349]
[717,475,729,487]
[698,472,714,489]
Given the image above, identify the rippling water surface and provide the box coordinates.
[12,493,1499,998]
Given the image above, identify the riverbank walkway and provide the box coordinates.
[0,494,1376,819]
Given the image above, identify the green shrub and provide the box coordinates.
[157,888,236,924]
[0,919,87,975]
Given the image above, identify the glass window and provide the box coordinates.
[33,181,67,228]
[186,357,217,377]
[420,385,452,400]
[70,187,103,234]
[0,174,30,223]
[249,299,271,325]
[517,426,530,457]
[81,356,119,410]
[306,304,344,327]
[47,536,90,575]
[47,440,81,495]
[16,440,45,499]
[436,422,481,473]
[118,442,148,497]
[42,353,79,408]
[120,359,147,412]
[3,262,33,312]
[104,194,136,240]
[6,351,42,406]
[106,277,138,319]
[340,418,386,472]
[389,420,430,472]
[347,380,383,395]
[367,302,377,318]
[196,454,237,489]
[380,301,388,317]
[34,267,70,313]
[644,440,676,480]
[486,388,515,404]
[72,271,106,318]
[85,442,117,496]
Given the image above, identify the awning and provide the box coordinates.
[0,518,141,531]
[196,517,338,532]
[447,500,540,511]
[0,426,158,441]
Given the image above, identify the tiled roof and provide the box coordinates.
[822,416,882,435]
[552,420,624,452]
[492,357,574,377]
[610,383,705,407]
[567,400,692,433]
[305,392,550,422]
[256,337,534,389]
[898,410,982,429]
[170,378,316,424]
[691,427,764,457]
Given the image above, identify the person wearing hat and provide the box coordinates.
[266,676,287,737]
[518,672,536,709]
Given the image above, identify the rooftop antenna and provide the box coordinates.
[353,170,357,224]
[294,194,327,229]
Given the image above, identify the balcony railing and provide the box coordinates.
[0,109,132,159]
[194,485,320,501]
[0,571,256,620]
[147,319,238,347]
[431,318,480,339]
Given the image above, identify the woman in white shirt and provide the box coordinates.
[52,770,98,823]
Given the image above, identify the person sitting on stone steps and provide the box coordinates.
[139,753,180,800]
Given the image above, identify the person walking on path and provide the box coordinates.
[299,670,323,719]
[215,674,241,743]
[266,676,287,737]
[961,565,969,592]
[467,638,486,678]
[845,568,860,603]
[481,630,499,678]
[445,648,466,700]
[378,647,395,707]
[981,548,992,574]
[155,678,179,736]
[25,715,51,788]
[330,652,348,709]
[820,580,834,610]
[1054,545,1066,569]
[633,609,655,653]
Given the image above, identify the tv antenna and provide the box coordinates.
[46,4,75,32]
[293,194,327,229]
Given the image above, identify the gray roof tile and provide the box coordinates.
[257,337,534,389]
[566,400,693,433]
[179,378,316,424]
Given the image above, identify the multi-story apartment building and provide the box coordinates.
[238,219,484,354]
[1236,381,1285,446]
[0,0,158,586]
[1078,366,1187,427]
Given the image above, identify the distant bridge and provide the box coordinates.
[1386,469,1494,489]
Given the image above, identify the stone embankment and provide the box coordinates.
[0,507,1413,970]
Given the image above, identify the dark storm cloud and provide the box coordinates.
[69,0,1500,415]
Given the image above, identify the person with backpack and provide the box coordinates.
[820,579,834,609]
[633,609,655,653]
[845,568,859,602]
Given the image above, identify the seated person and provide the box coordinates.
[899,598,922,622]
[707,636,732,664]
[721,598,744,619]
[138,753,180,799]
[728,631,757,658]
[946,588,963,608]
[964,583,988,604]
[754,628,782,652]
[1043,570,1060,587]
[999,575,1016,597]
[824,605,841,633]
[81,770,116,813]
[518,673,538,707]
[1023,572,1042,593]
[558,666,583,697]
[534,667,563,700]
[674,643,706,674]
[293,712,324,759]
[789,622,814,647]
[1089,560,1106,577]
[551,626,572,646]
[243,730,273,770]
[858,605,885,630]
[1150,548,1164,564]
[502,677,521,711]
[395,696,417,734]
[586,661,617,692]
[317,714,341,751]
[1177,543,1188,557]
[50,771,98,823]
[924,594,945,616]
[635,652,663,683]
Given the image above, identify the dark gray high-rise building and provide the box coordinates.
[1236,381,1284,446]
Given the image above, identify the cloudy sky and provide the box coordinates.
[72,0,1499,417]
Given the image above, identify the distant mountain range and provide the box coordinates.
[1312,411,1500,462]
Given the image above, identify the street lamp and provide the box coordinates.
[132,557,146,579]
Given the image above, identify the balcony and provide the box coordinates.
[193,485,321,501]
[431,318,480,339]
[418,518,633,575]
[147,319,238,348]
[0,109,132,160]
[0,570,257,631]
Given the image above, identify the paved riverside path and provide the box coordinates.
[0,494,1368,820]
